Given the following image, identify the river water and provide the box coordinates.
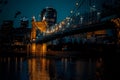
[0,44,119,80]
[0,55,104,80]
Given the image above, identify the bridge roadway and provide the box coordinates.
[36,20,116,43]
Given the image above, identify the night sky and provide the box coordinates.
[0,0,77,27]
[0,0,114,27]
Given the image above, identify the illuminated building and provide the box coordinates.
[41,7,57,27]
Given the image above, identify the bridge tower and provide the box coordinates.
[31,16,47,41]
[31,16,37,41]
[30,16,47,54]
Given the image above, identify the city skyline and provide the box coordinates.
[0,0,77,27]
[0,0,116,28]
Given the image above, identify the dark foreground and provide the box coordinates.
[0,44,119,80]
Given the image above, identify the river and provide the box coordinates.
[0,43,119,80]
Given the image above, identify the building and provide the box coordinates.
[41,7,57,27]
[12,27,31,52]
[0,19,31,52]
[0,20,14,51]
[20,17,29,28]
[0,20,14,42]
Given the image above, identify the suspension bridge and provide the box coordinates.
[31,0,120,44]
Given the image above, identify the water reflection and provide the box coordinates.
[0,57,25,80]
[28,57,96,80]
[29,43,47,56]
[28,57,50,80]
[0,56,106,80]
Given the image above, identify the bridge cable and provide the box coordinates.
[69,0,85,18]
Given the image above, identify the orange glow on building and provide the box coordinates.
[31,19,36,40]
[111,18,120,27]
[86,32,93,39]
[42,43,47,53]
[94,30,106,35]
[34,20,47,32]
[86,30,107,38]
[31,43,36,53]
[31,17,47,40]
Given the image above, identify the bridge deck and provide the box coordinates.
[36,21,115,43]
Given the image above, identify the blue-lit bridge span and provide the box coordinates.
[33,0,120,44]
[36,20,116,43]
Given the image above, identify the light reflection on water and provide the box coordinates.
[0,55,103,80]
[28,43,47,56]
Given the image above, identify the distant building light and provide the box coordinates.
[80,16,83,24]
[59,24,62,28]
[76,2,79,6]
[70,18,72,21]
[92,5,96,8]
[70,10,73,14]
[67,22,70,25]
[97,12,101,15]
[21,17,28,21]
[32,38,36,41]
[80,16,83,20]
[66,17,70,20]
[43,16,46,20]
[32,16,36,21]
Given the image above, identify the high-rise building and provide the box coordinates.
[41,7,57,27]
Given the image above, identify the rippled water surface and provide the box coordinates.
[0,55,104,80]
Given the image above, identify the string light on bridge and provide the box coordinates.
[76,2,79,6]
[70,10,73,14]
